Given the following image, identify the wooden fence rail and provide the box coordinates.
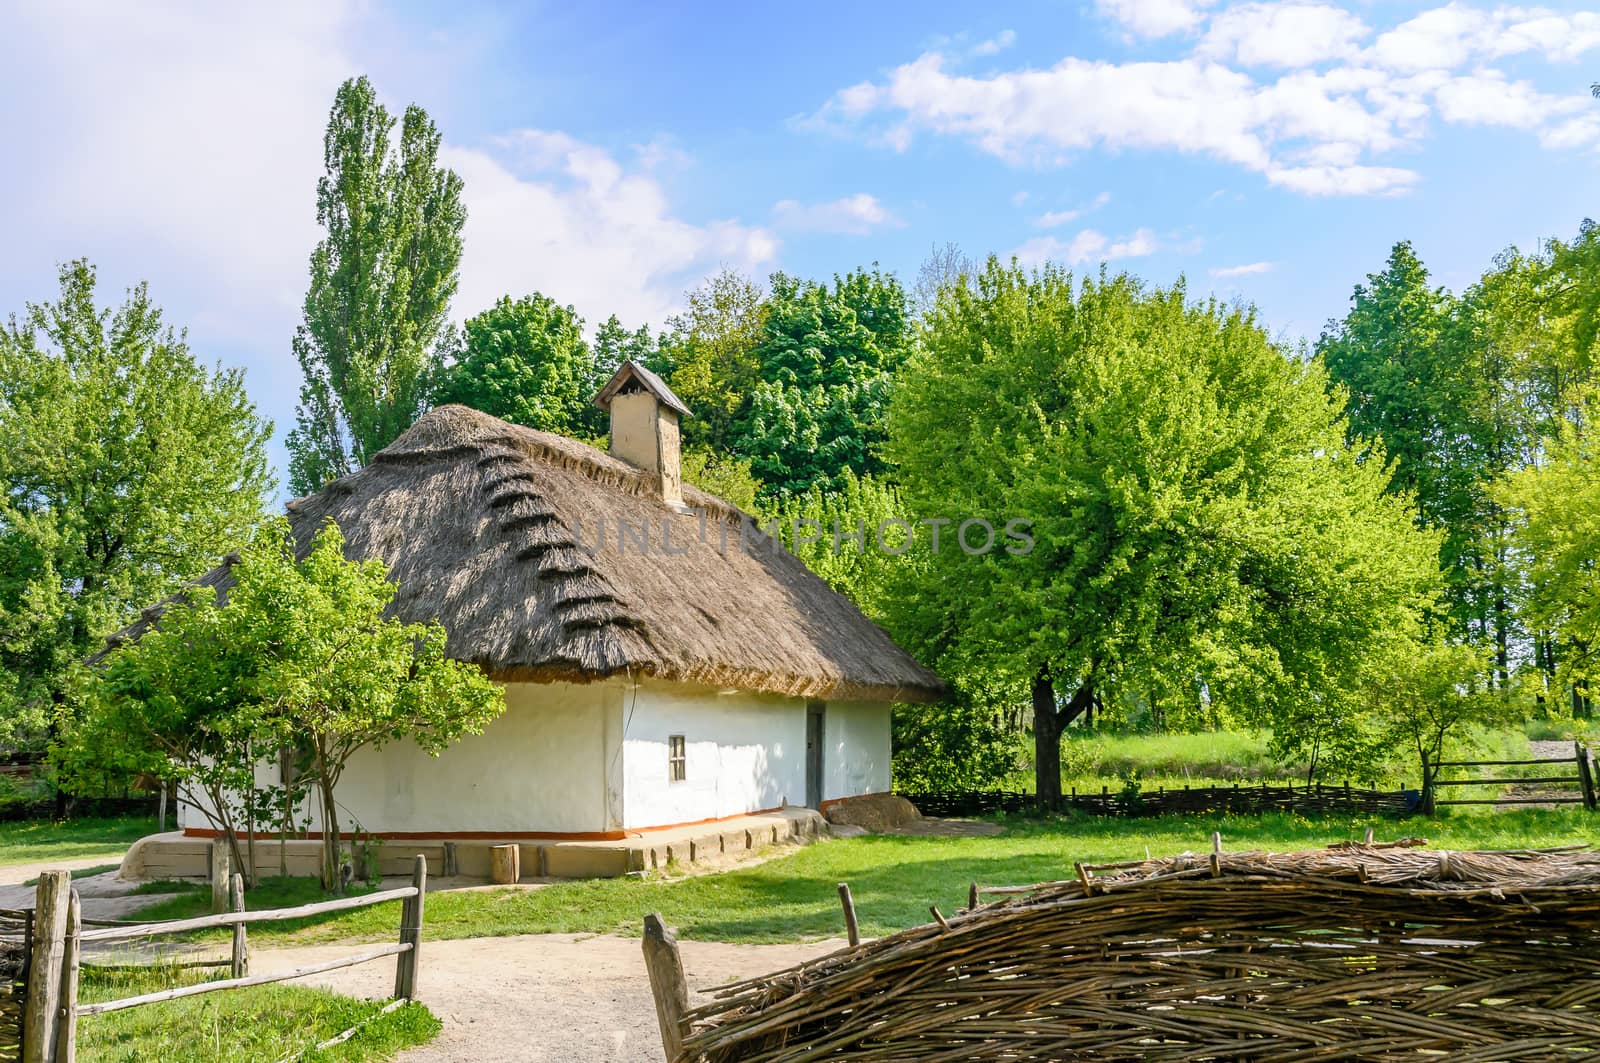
[21,855,427,1063]
[1422,743,1597,813]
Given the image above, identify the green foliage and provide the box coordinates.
[0,260,272,755]
[0,814,156,869]
[679,447,762,512]
[435,293,597,435]
[84,518,506,889]
[1508,388,1600,697]
[767,471,909,617]
[288,76,466,493]
[888,259,1444,793]
[737,267,912,499]
[658,269,766,451]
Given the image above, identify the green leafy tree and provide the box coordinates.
[1509,389,1600,714]
[657,270,767,450]
[288,76,466,493]
[0,260,272,760]
[890,259,1442,805]
[233,520,505,889]
[80,584,291,883]
[737,267,912,499]
[680,448,763,512]
[435,294,597,435]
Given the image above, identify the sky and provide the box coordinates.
[4,0,1600,485]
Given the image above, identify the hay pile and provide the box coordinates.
[679,841,1600,1061]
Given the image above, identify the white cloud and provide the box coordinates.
[1012,227,1160,267]
[448,134,778,333]
[973,29,1017,56]
[1210,261,1275,277]
[811,4,1600,198]
[772,193,902,234]
[1096,0,1216,38]
[1032,191,1111,228]
[1199,3,1369,68]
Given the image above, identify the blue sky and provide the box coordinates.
[4,1,1599,484]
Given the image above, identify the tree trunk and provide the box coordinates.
[317,773,341,893]
[1032,672,1061,812]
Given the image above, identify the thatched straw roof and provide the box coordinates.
[101,405,943,703]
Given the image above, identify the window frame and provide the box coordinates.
[667,734,687,783]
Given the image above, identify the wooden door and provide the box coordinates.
[805,702,825,809]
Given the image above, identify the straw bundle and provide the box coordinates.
[680,843,1600,1061]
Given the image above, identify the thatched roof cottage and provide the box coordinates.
[113,362,941,864]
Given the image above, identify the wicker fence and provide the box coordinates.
[646,841,1600,1062]
[901,780,1418,818]
[0,908,27,1063]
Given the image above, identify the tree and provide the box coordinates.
[81,582,292,884]
[737,267,912,499]
[232,520,505,889]
[912,242,975,316]
[0,260,272,761]
[1508,389,1600,714]
[287,76,466,493]
[435,294,597,436]
[890,259,1442,806]
[657,270,766,451]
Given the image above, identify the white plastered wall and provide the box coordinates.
[619,681,807,829]
[820,699,893,802]
[178,679,624,835]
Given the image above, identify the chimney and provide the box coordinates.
[593,360,692,508]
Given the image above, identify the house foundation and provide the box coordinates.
[117,806,827,882]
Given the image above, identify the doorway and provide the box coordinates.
[805,701,825,809]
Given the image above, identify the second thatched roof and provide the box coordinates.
[104,405,943,704]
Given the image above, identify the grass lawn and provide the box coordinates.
[130,808,1597,948]
[0,815,154,870]
[77,963,438,1062]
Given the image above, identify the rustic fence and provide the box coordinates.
[1423,741,1597,812]
[644,839,1600,1061]
[19,856,427,1063]
[901,779,1417,818]
[0,907,30,1062]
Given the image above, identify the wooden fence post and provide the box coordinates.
[229,874,248,978]
[54,894,80,1063]
[210,840,230,915]
[642,913,688,1062]
[1573,742,1597,811]
[836,883,860,947]
[23,870,70,1063]
[393,855,426,1001]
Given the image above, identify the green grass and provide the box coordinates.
[77,962,438,1062]
[130,808,1598,948]
[0,815,154,870]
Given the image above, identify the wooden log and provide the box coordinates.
[23,870,69,1063]
[76,943,413,1016]
[489,844,520,885]
[230,873,248,978]
[210,839,230,915]
[967,881,979,913]
[1577,743,1597,812]
[837,883,860,947]
[54,893,80,1063]
[642,913,688,1062]
[81,884,419,942]
[394,855,426,1001]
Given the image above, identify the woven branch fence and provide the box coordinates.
[668,842,1600,1062]
[902,781,1417,818]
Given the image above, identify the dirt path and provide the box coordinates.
[252,933,839,1062]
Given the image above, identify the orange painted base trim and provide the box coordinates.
[179,805,791,843]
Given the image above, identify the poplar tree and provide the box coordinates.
[287,76,466,493]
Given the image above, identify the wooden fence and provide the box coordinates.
[901,780,1417,819]
[19,856,427,1063]
[1423,741,1597,813]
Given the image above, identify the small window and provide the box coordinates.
[668,735,687,782]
